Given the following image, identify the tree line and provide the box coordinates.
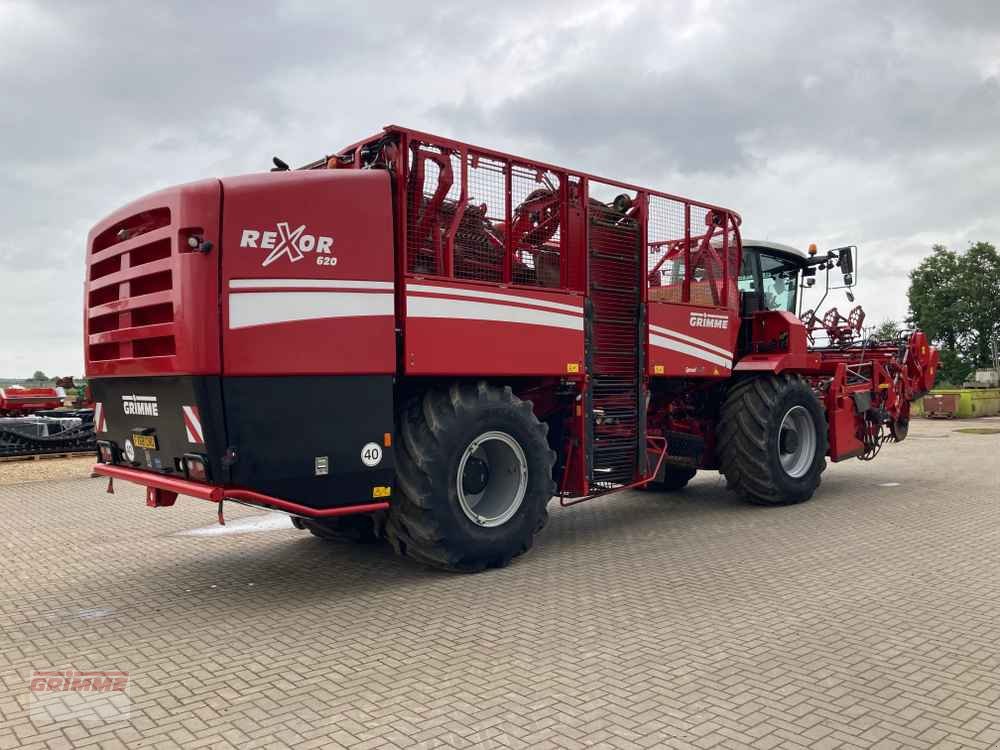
[906,241,1000,386]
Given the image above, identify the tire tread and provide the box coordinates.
[385,382,555,572]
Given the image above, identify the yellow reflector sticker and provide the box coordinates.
[653,365,665,374]
[372,486,392,498]
[567,362,580,373]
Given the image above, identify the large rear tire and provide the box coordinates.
[718,374,828,505]
[386,382,556,572]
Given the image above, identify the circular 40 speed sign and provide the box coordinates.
[361,442,383,467]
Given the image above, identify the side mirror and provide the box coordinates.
[837,247,855,276]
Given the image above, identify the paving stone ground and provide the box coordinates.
[1,418,999,749]
[0,456,94,486]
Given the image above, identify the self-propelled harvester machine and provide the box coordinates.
[86,126,938,571]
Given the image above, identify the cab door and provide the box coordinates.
[736,246,763,355]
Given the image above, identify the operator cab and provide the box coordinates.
[738,240,807,315]
[735,240,809,353]
[737,239,863,351]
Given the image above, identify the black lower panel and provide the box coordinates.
[90,375,226,479]
[90,374,394,510]
[223,375,394,508]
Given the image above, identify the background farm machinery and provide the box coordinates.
[0,379,96,458]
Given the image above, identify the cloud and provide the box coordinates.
[1,0,998,374]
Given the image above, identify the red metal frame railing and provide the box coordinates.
[335,125,741,305]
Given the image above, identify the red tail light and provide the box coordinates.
[97,441,116,464]
[183,454,209,482]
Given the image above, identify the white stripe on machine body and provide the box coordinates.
[408,283,583,315]
[226,277,581,331]
[649,334,732,369]
[649,324,732,358]
[229,278,394,290]
[406,295,584,332]
[228,290,394,329]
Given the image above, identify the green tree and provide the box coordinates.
[31,370,47,383]
[873,319,903,340]
[908,242,1000,385]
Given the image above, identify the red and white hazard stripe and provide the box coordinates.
[94,402,107,433]
[181,405,204,444]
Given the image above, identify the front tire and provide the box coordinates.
[718,374,828,505]
[386,382,556,572]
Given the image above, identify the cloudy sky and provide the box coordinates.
[2,0,998,376]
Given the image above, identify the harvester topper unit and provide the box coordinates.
[86,126,939,571]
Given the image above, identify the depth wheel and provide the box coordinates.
[718,374,828,505]
[386,382,556,572]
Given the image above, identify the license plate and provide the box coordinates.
[131,433,158,450]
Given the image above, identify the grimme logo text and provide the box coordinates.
[689,312,728,330]
[240,223,336,267]
[122,394,158,417]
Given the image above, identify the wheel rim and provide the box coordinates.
[457,431,528,527]
[777,405,817,478]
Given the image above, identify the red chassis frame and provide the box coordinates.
[93,464,389,523]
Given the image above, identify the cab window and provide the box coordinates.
[758,253,798,313]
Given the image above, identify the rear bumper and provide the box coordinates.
[93,463,389,518]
